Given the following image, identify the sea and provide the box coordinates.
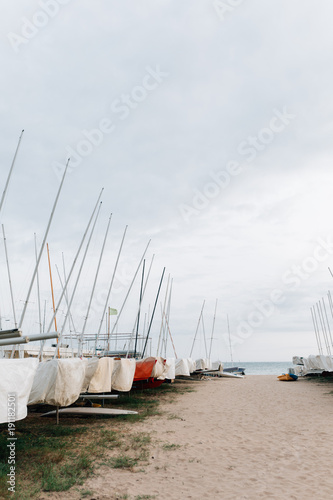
[222,361,293,375]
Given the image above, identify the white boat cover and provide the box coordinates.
[175,358,191,377]
[88,357,114,393]
[188,358,196,373]
[0,358,39,423]
[155,357,175,380]
[292,356,304,365]
[81,358,99,392]
[211,360,223,371]
[294,354,333,374]
[111,358,136,392]
[28,358,87,407]
[151,357,166,378]
[164,358,176,380]
[195,358,212,371]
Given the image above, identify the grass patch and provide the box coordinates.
[98,429,122,449]
[0,380,196,498]
[41,451,93,492]
[135,496,157,499]
[80,489,94,498]
[129,432,151,450]
[167,413,183,420]
[162,443,181,451]
[109,455,138,469]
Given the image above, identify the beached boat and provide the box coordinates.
[221,371,244,378]
[277,373,298,381]
[223,366,246,375]
[131,356,170,390]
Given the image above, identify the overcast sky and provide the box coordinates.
[1,1,333,361]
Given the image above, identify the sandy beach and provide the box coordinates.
[45,375,333,500]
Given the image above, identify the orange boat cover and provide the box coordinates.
[134,357,157,381]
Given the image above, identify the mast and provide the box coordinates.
[34,234,42,334]
[107,307,111,352]
[190,300,205,358]
[133,259,145,358]
[310,306,321,354]
[227,314,233,364]
[0,130,24,217]
[47,243,58,357]
[19,158,70,329]
[209,299,218,359]
[60,201,102,357]
[55,263,77,353]
[164,278,173,358]
[127,253,155,356]
[142,267,166,358]
[163,310,177,358]
[322,297,333,348]
[156,273,170,357]
[81,213,112,339]
[46,187,103,334]
[61,254,77,337]
[95,225,128,351]
[202,312,208,359]
[2,224,17,328]
[312,305,323,354]
[110,240,151,336]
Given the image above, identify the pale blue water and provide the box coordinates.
[222,361,292,375]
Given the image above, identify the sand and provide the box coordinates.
[46,375,333,500]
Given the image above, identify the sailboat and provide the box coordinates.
[221,315,245,377]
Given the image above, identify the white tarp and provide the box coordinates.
[175,358,191,377]
[81,358,99,392]
[155,357,175,380]
[28,358,87,407]
[151,357,166,378]
[211,360,223,371]
[111,358,136,392]
[292,356,304,365]
[195,358,212,371]
[88,357,114,393]
[294,354,333,374]
[0,358,39,423]
[164,358,176,380]
[188,358,196,373]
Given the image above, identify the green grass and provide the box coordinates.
[162,443,181,451]
[167,413,183,420]
[135,496,157,499]
[0,380,196,498]
[109,455,138,469]
[129,432,151,450]
[0,422,90,498]
[80,489,94,498]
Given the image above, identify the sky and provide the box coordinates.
[1,0,333,362]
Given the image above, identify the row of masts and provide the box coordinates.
[0,130,174,359]
[189,298,234,363]
[310,288,333,356]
